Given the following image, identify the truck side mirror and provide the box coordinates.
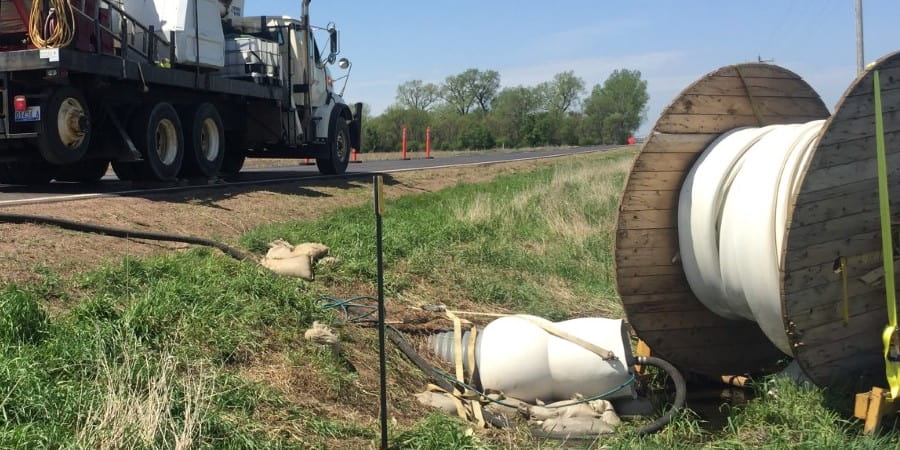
[327,24,339,64]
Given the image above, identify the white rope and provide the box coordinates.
[678,120,825,354]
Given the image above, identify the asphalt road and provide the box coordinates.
[0,146,616,207]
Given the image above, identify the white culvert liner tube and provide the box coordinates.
[678,120,826,354]
[475,316,635,402]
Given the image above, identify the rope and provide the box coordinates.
[28,0,76,48]
[678,120,825,354]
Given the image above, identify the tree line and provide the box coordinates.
[360,68,649,152]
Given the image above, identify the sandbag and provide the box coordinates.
[536,416,615,436]
[259,240,329,281]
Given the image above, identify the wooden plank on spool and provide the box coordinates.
[629,310,751,331]
[786,230,882,270]
[625,171,685,190]
[657,113,823,134]
[619,190,679,212]
[617,209,676,230]
[715,65,806,79]
[616,274,689,295]
[782,249,882,294]
[828,87,900,120]
[789,189,880,226]
[616,228,678,248]
[808,131,900,170]
[668,94,829,117]
[841,65,900,97]
[617,265,683,277]
[788,211,881,249]
[797,151,900,194]
[616,246,679,267]
[783,275,882,315]
[790,289,885,331]
[817,113,900,147]
[620,296,709,313]
[632,152,698,172]
[642,133,718,153]
[682,76,820,98]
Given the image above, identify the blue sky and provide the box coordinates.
[245,1,900,134]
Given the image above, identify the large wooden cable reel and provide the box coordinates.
[616,50,900,386]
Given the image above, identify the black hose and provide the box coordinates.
[0,213,252,261]
[386,326,510,429]
[632,355,687,435]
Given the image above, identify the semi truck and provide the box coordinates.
[0,0,361,184]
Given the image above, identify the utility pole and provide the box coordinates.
[856,0,864,73]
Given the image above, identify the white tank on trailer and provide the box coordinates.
[117,0,224,68]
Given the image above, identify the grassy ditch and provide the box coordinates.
[0,148,898,448]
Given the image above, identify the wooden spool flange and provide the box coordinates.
[617,52,900,385]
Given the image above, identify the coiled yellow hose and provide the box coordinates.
[28,0,76,48]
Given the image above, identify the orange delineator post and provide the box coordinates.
[401,125,409,160]
[350,148,362,163]
[425,126,434,159]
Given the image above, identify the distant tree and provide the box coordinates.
[395,80,441,111]
[540,71,586,113]
[440,69,500,115]
[490,86,544,147]
[442,69,479,115]
[472,70,500,113]
[583,69,648,144]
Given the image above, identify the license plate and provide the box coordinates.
[14,106,41,122]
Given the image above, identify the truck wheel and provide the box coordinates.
[316,119,350,175]
[0,161,54,185]
[221,135,246,176]
[130,102,184,181]
[179,103,225,178]
[37,86,92,165]
[54,159,109,183]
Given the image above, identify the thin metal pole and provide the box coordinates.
[374,175,388,450]
[856,0,865,73]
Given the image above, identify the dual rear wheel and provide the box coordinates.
[112,101,225,182]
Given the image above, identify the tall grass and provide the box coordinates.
[1,148,896,448]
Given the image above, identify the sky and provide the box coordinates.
[244,0,900,135]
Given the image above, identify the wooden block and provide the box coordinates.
[682,76,820,98]
[667,94,828,117]
[625,171,685,191]
[616,228,678,249]
[643,133,718,153]
[632,152,698,172]
[617,209,676,230]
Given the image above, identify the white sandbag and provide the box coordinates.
[414,391,462,415]
[260,254,314,280]
[476,316,634,402]
[536,416,615,436]
[260,240,329,281]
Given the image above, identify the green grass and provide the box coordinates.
[1,148,898,448]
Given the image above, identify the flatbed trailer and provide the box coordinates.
[0,0,361,184]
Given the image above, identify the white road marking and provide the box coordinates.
[0,148,607,207]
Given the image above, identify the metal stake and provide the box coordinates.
[373,175,388,449]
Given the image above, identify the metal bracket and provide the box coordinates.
[104,104,141,161]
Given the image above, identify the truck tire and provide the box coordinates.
[54,159,109,183]
[316,118,350,175]
[221,135,246,176]
[129,102,184,181]
[37,86,92,165]
[0,161,54,185]
[179,103,225,178]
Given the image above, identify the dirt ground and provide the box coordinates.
[0,157,581,284]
